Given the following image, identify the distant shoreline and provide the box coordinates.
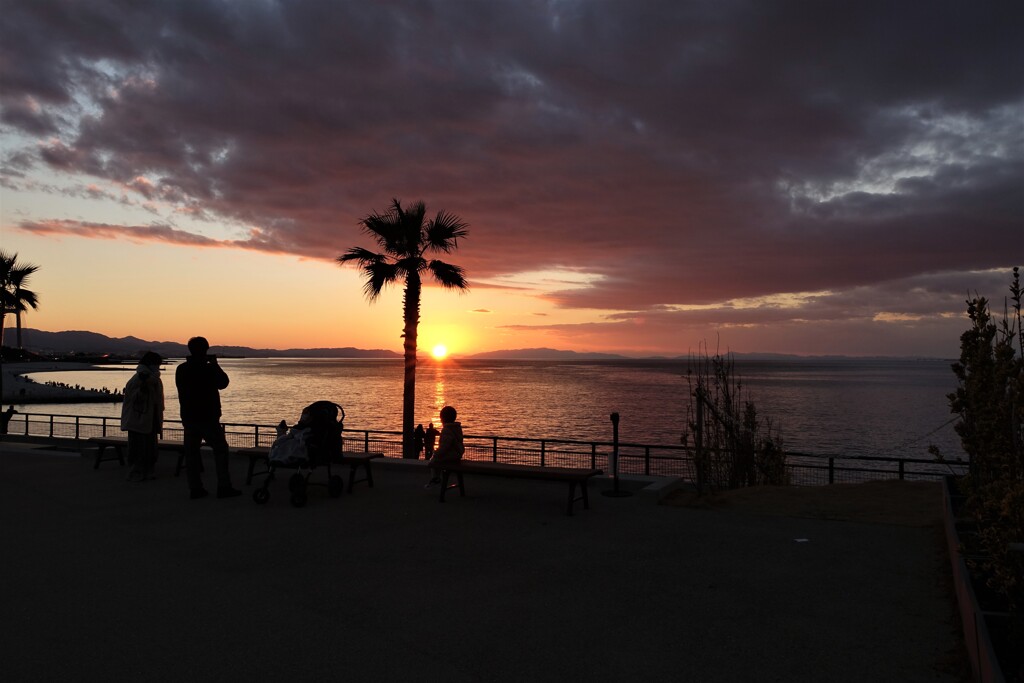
[1,362,125,405]
[4,327,954,362]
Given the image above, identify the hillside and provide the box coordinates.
[2,328,401,359]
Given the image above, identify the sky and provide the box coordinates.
[1,0,1021,358]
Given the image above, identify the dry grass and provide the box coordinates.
[660,479,944,527]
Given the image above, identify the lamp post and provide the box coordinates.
[602,412,632,498]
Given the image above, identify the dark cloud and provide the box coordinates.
[2,0,1021,329]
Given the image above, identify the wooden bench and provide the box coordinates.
[88,436,217,476]
[88,436,129,468]
[438,460,603,516]
[239,447,384,493]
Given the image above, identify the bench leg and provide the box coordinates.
[438,470,465,503]
[439,470,450,503]
[346,462,374,493]
[93,445,125,469]
[565,480,592,516]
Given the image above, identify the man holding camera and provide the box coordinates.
[176,336,242,500]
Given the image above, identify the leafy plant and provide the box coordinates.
[948,267,1024,659]
[681,347,787,491]
[949,267,1023,483]
[0,250,41,349]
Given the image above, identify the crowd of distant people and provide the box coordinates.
[42,379,122,397]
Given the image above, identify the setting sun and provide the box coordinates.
[431,344,449,360]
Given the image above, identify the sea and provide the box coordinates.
[12,357,967,461]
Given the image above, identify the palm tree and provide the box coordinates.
[338,199,469,458]
[0,250,41,350]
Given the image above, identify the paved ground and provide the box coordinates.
[0,438,966,682]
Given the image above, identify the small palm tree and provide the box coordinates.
[0,250,41,350]
[338,199,469,458]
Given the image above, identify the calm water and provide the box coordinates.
[16,357,965,460]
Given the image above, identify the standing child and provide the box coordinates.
[425,406,464,488]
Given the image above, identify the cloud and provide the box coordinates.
[1,0,1021,348]
[17,218,295,255]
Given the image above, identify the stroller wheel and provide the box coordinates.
[288,473,305,493]
[290,490,307,508]
[328,475,343,498]
[253,488,270,504]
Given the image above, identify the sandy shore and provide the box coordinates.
[1,362,125,404]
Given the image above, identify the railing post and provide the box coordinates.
[540,440,546,467]
[363,431,369,452]
[253,425,259,448]
[695,392,705,491]
[644,446,651,476]
[75,416,80,440]
[591,443,597,469]
[898,460,905,480]
[828,457,835,484]
[49,414,54,438]
[492,437,498,462]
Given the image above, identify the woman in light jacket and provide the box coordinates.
[120,351,165,482]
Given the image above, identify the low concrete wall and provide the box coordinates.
[943,476,1006,683]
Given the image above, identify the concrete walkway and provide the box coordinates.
[0,439,965,682]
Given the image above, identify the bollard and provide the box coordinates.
[602,412,632,498]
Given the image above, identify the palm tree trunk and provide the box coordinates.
[0,309,6,348]
[15,310,23,349]
[401,274,422,459]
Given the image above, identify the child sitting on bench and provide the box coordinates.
[424,405,464,488]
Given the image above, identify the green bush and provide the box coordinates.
[948,267,1024,628]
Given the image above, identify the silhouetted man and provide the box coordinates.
[176,336,241,500]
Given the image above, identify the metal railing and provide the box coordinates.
[2,411,968,485]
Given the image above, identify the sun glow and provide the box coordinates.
[431,344,449,360]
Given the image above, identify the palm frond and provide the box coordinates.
[359,210,405,254]
[338,246,384,266]
[1,251,41,313]
[427,260,469,291]
[10,289,39,310]
[359,199,428,258]
[363,261,400,302]
[425,210,469,253]
[397,199,427,256]
[395,255,425,278]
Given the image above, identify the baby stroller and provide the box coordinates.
[252,401,345,507]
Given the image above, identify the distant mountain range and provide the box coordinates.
[4,328,401,359]
[2,328,938,361]
[466,347,633,360]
